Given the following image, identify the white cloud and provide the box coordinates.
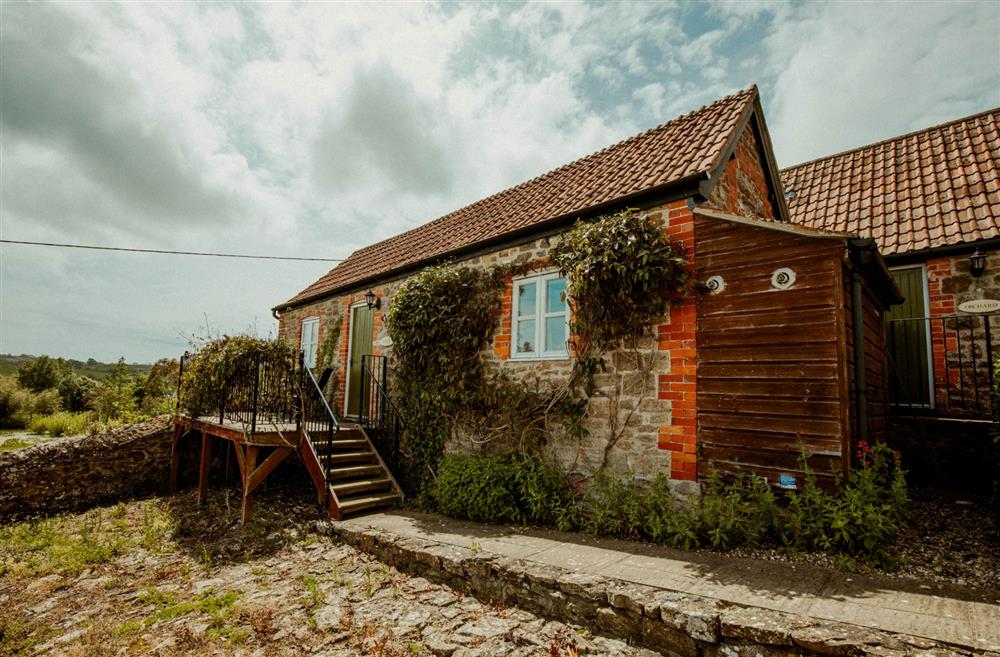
[762,1,1000,165]
[1,0,997,361]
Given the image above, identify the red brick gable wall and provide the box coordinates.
[702,122,778,220]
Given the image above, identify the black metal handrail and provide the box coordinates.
[887,312,999,418]
[299,356,341,481]
[176,350,299,433]
[358,355,404,481]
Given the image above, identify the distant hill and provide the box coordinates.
[0,354,152,380]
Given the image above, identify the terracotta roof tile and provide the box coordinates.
[280,86,758,307]
[782,108,1000,256]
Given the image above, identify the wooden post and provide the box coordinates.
[241,445,258,523]
[169,422,183,493]
[198,430,211,505]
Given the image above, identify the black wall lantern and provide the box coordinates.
[969,248,987,278]
[364,289,381,310]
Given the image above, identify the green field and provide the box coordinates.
[0,355,151,381]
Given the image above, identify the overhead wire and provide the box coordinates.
[0,239,344,262]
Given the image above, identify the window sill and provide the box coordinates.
[507,354,571,363]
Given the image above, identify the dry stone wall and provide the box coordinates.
[325,519,991,657]
[0,416,174,517]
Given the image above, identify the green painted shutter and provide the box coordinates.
[886,267,932,407]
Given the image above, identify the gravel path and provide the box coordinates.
[0,489,657,656]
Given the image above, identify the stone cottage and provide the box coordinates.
[273,85,899,493]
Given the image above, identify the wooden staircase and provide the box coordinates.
[300,423,403,520]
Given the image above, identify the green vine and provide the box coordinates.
[387,264,583,499]
[179,336,297,418]
[387,208,693,497]
[551,208,693,467]
[551,207,692,382]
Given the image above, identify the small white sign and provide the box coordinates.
[958,298,1000,314]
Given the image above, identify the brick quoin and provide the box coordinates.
[655,200,699,481]
[925,256,957,409]
[494,274,514,360]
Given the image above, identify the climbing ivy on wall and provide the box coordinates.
[387,265,506,498]
[387,208,694,498]
[551,208,694,467]
[550,207,692,372]
[387,264,584,499]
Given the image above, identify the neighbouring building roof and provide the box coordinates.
[279,86,763,309]
[781,108,1000,257]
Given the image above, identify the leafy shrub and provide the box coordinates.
[580,472,645,538]
[0,376,32,428]
[432,445,909,565]
[179,336,297,418]
[784,443,908,565]
[699,470,779,549]
[28,411,93,437]
[30,388,62,416]
[16,355,72,392]
[551,208,692,353]
[58,374,97,412]
[432,452,571,525]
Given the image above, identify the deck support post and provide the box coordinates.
[198,430,211,505]
[241,445,258,524]
[169,422,183,493]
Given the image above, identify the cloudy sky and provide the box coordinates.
[2,1,998,363]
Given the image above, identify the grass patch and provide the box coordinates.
[0,438,33,451]
[0,614,50,657]
[28,411,92,437]
[0,501,177,579]
[0,514,121,578]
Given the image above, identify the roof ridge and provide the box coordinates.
[780,105,1000,174]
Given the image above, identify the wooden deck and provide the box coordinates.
[171,415,399,523]
[177,415,301,446]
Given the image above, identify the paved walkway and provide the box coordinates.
[339,511,1000,652]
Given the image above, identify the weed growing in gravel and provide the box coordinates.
[0,513,119,577]
[0,608,52,656]
[298,573,325,627]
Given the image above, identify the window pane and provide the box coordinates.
[516,319,536,354]
[546,278,566,313]
[545,317,566,352]
[517,282,537,317]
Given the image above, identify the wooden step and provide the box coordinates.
[327,451,375,465]
[337,492,400,515]
[330,478,392,496]
[327,464,383,479]
[321,438,368,450]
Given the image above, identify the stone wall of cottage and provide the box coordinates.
[279,199,698,485]
[924,248,1000,414]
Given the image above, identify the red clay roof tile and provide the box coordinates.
[782,108,1000,256]
[279,86,758,307]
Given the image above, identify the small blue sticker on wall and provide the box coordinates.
[778,474,798,490]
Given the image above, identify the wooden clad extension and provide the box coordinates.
[694,211,855,486]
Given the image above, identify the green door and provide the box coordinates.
[886,267,932,408]
[346,305,374,416]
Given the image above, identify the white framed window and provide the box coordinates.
[301,316,319,368]
[511,272,569,360]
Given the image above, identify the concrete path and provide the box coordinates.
[339,511,1000,652]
